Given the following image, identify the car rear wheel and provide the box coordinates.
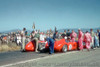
[62,45,67,52]
[38,43,49,53]
[38,43,45,51]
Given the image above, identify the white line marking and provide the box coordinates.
[0,51,78,67]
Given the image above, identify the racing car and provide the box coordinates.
[25,38,78,52]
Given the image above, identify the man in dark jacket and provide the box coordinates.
[67,29,71,37]
[46,38,54,54]
[53,31,58,40]
[46,31,58,54]
[98,30,100,47]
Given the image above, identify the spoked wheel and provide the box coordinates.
[38,43,46,51]
[62,45,67,52]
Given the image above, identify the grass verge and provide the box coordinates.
[0,43,21,53]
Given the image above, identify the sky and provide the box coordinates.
[0,0,100,32]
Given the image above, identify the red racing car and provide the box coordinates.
[25,38,78,52]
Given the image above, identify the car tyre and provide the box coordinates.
[62,45,67,52]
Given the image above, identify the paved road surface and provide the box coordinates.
[0,51,49,66]
[0,48,100,67]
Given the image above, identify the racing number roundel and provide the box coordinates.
[69,44,72,50]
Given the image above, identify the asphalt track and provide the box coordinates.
[0,48,100,67]
[0,51,50,66]
[0,50,74,67]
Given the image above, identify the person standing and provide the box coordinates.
[21,28,26,51]
[53,31,59,40]
[67,29,71,37]
[39,32,46,41]
[62,30,67,39]
[25,31,30,44]
[90,29,95,49]
[63,30,67,35]
[16,34,21,46]
[70,30,77,42]
[78,29,83,51]
[94,33,99,48]
[97,29,100,47]
[84,31,92,51]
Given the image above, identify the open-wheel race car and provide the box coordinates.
[25,38,78,52]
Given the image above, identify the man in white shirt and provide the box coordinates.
[16,34,21,46]
[40,32,46,41]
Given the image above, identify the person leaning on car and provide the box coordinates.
[45,31,59,54]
